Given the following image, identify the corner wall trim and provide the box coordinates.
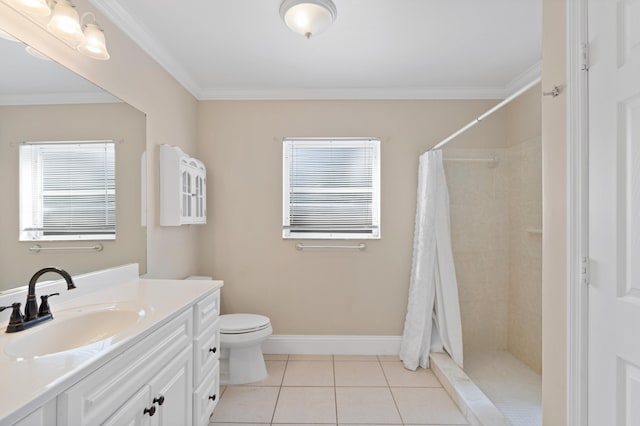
[262,335,402,355]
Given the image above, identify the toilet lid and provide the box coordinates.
[220,314,271,334]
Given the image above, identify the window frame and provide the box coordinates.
[282,137,381,240]
[19,140,116,242]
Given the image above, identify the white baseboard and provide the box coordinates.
[262,335,402,355]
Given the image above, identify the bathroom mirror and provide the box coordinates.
[0,30,147,291]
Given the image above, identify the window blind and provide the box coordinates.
[19,141,116,241]
[283,138,380,239]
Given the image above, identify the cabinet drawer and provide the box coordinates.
[193,363,219,426]
[58,309,193,426]
[194,318,220,385]
[194,290,220,337]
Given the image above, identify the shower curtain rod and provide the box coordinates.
[429,77,541,152]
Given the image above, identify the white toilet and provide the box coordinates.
[219,313,272,385]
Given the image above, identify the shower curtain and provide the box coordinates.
[400,149,463,370]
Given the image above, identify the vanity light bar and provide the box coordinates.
[3,0,110,60]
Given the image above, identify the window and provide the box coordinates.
[283,138,380,239]
[19,141,116,241]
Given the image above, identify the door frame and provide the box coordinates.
[567,0,589,424]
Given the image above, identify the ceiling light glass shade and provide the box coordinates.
[6,0,51,16]
[77,23,109,60]
[279,0,337,39]
[47,0,83,43]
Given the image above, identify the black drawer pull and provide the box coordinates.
[209,394,216,401]
[209,347,217,354]
[143,405,156,416]
[153,395,165,406]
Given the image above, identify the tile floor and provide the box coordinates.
[209,354,469,425]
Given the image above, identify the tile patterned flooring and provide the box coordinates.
[209,355,469,425]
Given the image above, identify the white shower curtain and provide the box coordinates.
[400,149,463,370]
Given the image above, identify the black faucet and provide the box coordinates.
[25,267,75,321]
[0,267,76,333]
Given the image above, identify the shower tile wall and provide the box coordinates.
[445,148,510,354]
[444,142,542,373]
[507,138,542,374]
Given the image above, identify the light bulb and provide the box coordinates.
[6,0,51,16]
[47,0,83,43]
[77,23,110,60]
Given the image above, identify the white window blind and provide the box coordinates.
[19,141,116,241]
[283,138,380,239]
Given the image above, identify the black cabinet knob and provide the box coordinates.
[209,347,217,354]
[153,395,165,406]
[209,394,216,401]
[143,405,156,416]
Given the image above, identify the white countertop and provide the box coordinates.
[0,276,222,424]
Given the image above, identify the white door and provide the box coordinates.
[588,0,640,424]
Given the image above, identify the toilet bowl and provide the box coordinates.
[219,313,272,385]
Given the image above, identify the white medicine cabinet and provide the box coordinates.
[160,144,207,226]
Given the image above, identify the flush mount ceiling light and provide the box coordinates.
[279,0,337,39]
[6,0,51,16]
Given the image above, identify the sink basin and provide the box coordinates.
[4,303,146,358]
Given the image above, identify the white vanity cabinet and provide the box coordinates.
[53,289,221,426]
[0,268,223,426]
[58,309,194,425]
[160,144,207,226]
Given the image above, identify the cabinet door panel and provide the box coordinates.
[103,386,151,426]
[149,346,193,426]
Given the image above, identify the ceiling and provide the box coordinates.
[90,0,542,100]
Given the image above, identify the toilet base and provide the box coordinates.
[220,345,268,385]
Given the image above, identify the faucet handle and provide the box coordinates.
[38,293,60,317]
[1,303,24,328]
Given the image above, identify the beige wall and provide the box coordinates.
[542,0,567,423]
[0,103,146,289]
[0,0,199,280]
[196,100,507,334]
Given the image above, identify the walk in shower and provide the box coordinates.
[442,85,542,426]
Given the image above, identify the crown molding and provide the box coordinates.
[88,0,202,98]
[0,91,121,105]
[196,86,510,101]
[504,61,542,94]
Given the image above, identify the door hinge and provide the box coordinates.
[580,43,589,71]
[580,257,590,286]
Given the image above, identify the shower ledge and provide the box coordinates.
[430,352,510,426]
